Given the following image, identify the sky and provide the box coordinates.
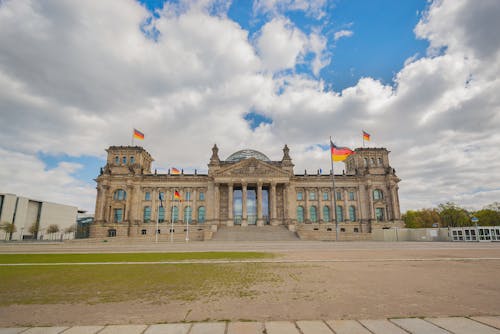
[1,0,499,213]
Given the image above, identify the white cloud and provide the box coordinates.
[253,0,327,19]
[334,29,353,41]
[0,0,499,214]
[0,148,96,211]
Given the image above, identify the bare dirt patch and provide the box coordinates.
[1,257,499,326]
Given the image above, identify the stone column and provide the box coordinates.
[304,188,309,223]
[192,188,197,223]
[151,188,158,223]
[95,185,107,222]
[270,182,278,225]
[369,187,375,219]
[257,182,264,226]
[227,183,234,226]
[343,188,349,222]
[283,183,289,224]
[214,184,220,224]
[242,183,248,227]
[391,185,400,220]
[124,185,133,222]
[165,188,172,223]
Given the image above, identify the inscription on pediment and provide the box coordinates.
[217,160,286,177]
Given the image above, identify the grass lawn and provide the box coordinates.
[0,251,274,264]
[0,263,281,306]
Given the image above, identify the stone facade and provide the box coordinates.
[90,144,403,240]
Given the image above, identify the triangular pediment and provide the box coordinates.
[215,158,289,177]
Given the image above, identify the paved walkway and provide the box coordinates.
[1,317,500,334]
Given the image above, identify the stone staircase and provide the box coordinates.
[211,225,299,241]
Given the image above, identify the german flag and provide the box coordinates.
[363,130,371,141]
[133,128,144,140]
[173,190,182,200]
[330,140,354,162]
[171,167,181,175]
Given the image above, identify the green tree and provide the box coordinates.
[0,222,16,240]
[438,202,470,227]
[403,209,441,228]
[473,209,500,226]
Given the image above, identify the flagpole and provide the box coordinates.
[170,198,174,243]
[330,137,339,241]
[185,199,189,242]
[156,198,160,244]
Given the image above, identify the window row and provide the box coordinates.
[114,156,135,165]
[364,157,384,167]
[296,191,356,201]
[113,189,205,201]
[296,205,357,223]
[113,206,206,223]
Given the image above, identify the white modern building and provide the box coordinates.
[0,193,78,240]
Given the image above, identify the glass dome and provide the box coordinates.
[226,149,271,162]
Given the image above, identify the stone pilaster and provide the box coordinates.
[227,183,234,226]
[270,182,278,225]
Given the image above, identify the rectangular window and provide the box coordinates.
[130,156,135,164]
[185,191,191,201]
[297,192,303,200]
[141,229,147,235]
[336,191,342,200]
[322,192,328,200]
[349,191,355,201]
[199,192,205,201]
[113,209,123,223]
[309,191,316,200]
[143,206,151,223]
[159,192,165,201]
[375,208,385,221]
[122,156,127,164]
[145,192,151,201]
[115,156,119,164]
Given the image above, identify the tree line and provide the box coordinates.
[403,202,500,228]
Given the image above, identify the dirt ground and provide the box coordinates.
[0,242,499,326]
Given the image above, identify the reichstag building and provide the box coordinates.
[90,144,403,240]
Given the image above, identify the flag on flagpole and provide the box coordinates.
[173,190,182,201]
[330,140,354,162]
[362,130,371,141]
[133,128,145,140]
[171,167,181,175]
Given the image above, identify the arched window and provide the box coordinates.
[113,189,126,200]
[130,156,135,164]
[373,189,383,200]
[143,206,151,223]
[371,158,375,165]
[323,205,330,222]
[122,156,127,164]
[114,156,119,164]
[297,206,304,223]
[378,157,383,165]
[184,206,192,223]
[158,206,165,223]
[198,206,206,223]
[336,205,344,222]
[310,206,317,223]
[364,158,368,167]
[172,206,179,222]
[349,206,356,221]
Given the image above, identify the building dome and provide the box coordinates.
[226,149,271,162]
